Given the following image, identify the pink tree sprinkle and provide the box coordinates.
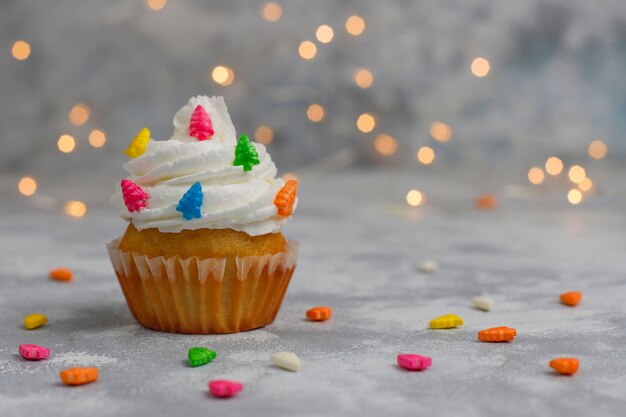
[121,179,148,212]
[189,104,214,141]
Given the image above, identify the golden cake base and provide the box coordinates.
[107,238,298,334]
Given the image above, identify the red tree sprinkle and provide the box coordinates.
[121,179,148,212]
[189,104,214,141]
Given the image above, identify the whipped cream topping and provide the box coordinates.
[112,96,295,236]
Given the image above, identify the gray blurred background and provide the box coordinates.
[1,0,625,209]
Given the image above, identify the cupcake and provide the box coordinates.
[107,96,298,334]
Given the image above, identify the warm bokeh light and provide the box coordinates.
[298,41,317,60]
[211,66,229,84]
[57,134,76,153]
[11,40,31,61]
[64,201,87,217]
[567,189,583,205]
[145,0,167,10]
[261,2,282,22]
[307,104,325,122]
[211,66,235,86]
[18,177,37,196]
[345,15,365,36]
[254,125,274,145]
[470,57,490,77]
[406,189,424,207]
[545,156,564,176]
[88,129,106,148]
[578,177,593,192]
[356,113,376,133]
[475,194,498,210]
[527,166,545,185]
[374,134,397,156]
[417,146,435,165]
[68,103,90,126]
[282,172,298,182]
[429,121,452,142]
[316,25,334,44]
[588,140,607,160]
[568,165,586,184]
[354,68,373,89]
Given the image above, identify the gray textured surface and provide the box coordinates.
[1,171,626,416]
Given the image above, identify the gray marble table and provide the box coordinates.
[1,171,625,416]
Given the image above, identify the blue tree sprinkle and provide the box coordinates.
[176,182,203,220]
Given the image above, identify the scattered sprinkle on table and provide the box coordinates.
[209,380,243,398]
[549,358,579,375]
[472,295,494,311]
[19,344,50,360]
[417,260,438,273]
[188,347,216,367]
[478,326,516,342]
[560,291,582,307]
[49,267,73,282]
[271,351,301,372]
[306,306,332,322]
[397,354,432,371]
[429,314,463,329]
[60,367,99,386]
[23,313,47,330]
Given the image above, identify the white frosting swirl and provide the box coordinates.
[112,96,295,236]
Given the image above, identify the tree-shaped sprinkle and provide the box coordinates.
[121,179,149,212]
[189,105,214,141]
[233,134,260,171]
[125,127,151,159]
[176,182,203,220]
[274,180,298,216]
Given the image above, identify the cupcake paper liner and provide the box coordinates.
[107,238,298,334]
